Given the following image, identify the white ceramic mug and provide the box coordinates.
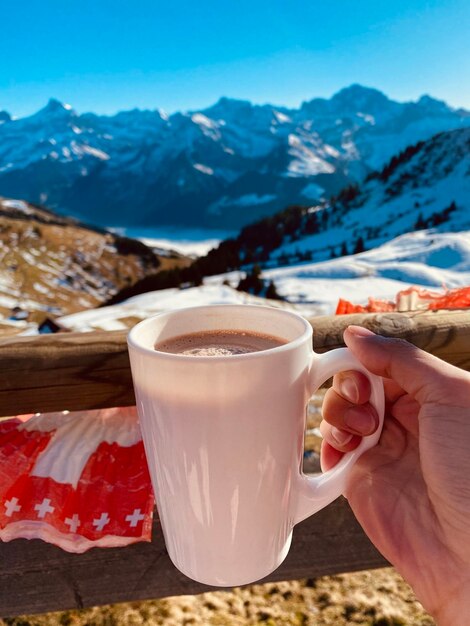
[127,305,384,587]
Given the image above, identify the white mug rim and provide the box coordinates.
[127,304,312,362]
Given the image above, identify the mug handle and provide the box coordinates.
[293,347,385,524]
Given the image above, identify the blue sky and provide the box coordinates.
[1,0,469,117]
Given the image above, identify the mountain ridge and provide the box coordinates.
[0,85,468,229]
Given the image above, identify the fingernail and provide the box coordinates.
[346,325,374,338]
[339,378,359,403]
[344,407,376,435]
[331,427,353,446]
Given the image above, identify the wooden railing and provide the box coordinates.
[0,310,469,616]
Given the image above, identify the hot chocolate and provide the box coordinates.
[155,329,287,356]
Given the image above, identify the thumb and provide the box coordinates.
[343,326,467,405]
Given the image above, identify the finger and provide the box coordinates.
[319,420,362,451]
[343,326,469,404]
[320,440,344,472]
[332,366,408,410]
[323,388,379,436]
[332,370,371,404]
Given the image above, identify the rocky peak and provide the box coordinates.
[417,94,452,114]
[330,84,392,114]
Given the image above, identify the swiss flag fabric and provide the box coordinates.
[0,407,154,553]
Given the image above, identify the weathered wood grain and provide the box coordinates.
[311,310,470,372]
[0,310,469,416]
[0,497,388,617]
[0,330,133,415]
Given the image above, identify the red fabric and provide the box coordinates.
[335,297,395,314]
[427,287,470,310]
[336,285,470,314]
[0,409,154,553]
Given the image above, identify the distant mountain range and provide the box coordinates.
[0,85,469,229]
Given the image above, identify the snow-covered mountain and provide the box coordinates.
[2,117,468,334]
[100,126,469,306]
[265,126,470,265]
[0,85,468,229]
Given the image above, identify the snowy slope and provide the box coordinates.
[55,285,304,332]
[0,86,468,229]
[261,230,470,313]
[52,229,470,333]
[238,127,470,266]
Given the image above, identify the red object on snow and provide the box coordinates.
[426,287,470,310]
[0,407,154,553]
[335,297,395,314]
[336,286,470,314]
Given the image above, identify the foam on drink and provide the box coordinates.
[155,329,287,356]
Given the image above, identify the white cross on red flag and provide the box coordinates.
[0,407,155,552]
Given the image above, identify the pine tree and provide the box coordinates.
[353,236,365,255]
[414,213,427,230]
[266,280,281,300]
[304,211,319,235]
[236,265,264,295]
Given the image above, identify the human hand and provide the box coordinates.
[320,326,470,625]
